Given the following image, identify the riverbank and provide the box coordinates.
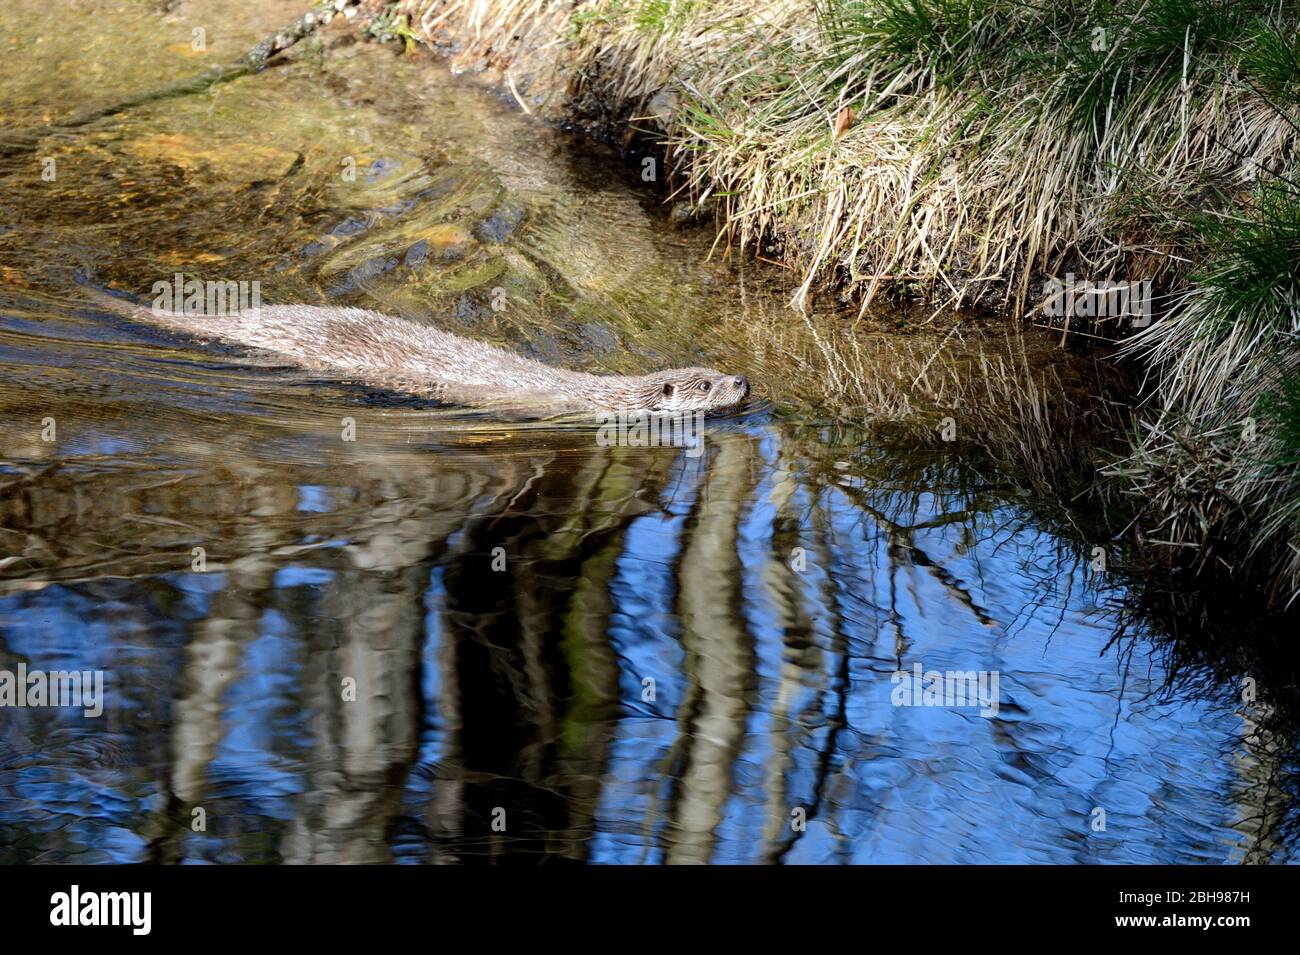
[404,0,1300,606]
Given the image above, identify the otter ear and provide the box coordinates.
[661,383,674,398]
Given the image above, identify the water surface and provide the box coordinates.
[0,0,1292,864]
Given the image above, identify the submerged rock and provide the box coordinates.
[579,322,618,354]
[404,239,430,267]
[474,204,526,243]
[409,222,474,260]
[669,200,705,229]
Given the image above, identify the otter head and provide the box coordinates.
[640,367,751,413]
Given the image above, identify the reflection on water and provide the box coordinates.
[2,417,1290,863]
[0,0,1294,864]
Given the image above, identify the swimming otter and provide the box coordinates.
[82,287,751,415]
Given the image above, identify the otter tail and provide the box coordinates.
[74,269,249,341]
[74,269,158,325]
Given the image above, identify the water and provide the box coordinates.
[0,0,1292,864]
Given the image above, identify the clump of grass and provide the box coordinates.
[678,0,1297,310]
[1116,171,1300,601]
[1241,21,1300,102]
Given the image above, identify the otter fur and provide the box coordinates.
[83,287,750,416]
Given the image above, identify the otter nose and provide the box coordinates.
[733,376,749,395]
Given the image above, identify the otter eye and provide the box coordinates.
[662,383,674,397]
[698,381,712,393]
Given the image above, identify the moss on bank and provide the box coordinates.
[400,0,1300,603]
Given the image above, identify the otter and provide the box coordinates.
[81,286,750,416]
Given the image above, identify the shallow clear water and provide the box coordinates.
[0,0,1292,864]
